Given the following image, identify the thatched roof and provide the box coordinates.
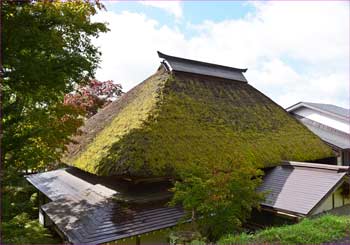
[64,52,333,178]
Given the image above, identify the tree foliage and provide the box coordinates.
[2,0,108,175]
[64,79,123,118]
[2,176,61,243]
[171,162,264,242]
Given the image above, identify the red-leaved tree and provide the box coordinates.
[64,79,123,118]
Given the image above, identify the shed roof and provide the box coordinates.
[64,52,333,178]
[26,168,183,244]
[257,161,349,216]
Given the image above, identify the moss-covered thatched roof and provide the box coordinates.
[64,58,333,178]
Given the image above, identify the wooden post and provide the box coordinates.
[136,236,141,245]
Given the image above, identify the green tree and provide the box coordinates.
[1,0,108,175]
[171,161,264,242]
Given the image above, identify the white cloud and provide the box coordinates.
[247,59,349,108]
[138,1,183,19]
[93,1,349,108]
[93,11,186,91]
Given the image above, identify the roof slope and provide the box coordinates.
[257,161,348,216]
[26,168,183,244]
[295,115,350,150]
[287,102,350,120]
[304,102,350,119]
[64,55,333,178]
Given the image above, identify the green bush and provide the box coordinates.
[218,215,350,245]
[2,213,61,244]
[2,176,61,244]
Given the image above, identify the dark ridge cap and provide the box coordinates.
[282,161,349,173]
[157,51,248,73]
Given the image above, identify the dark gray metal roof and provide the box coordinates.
[295,115,350,150]
[158,51,248,82]
[26,168,184,244]
[257,161,348,216]
[42,198,183,244]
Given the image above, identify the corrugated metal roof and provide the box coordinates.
[295,115,350,150]
[25,168,184,244]
[158,51,248,82]
[257,161,348,216]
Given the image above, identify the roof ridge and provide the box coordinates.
[282,161,349,172]
[158,51,248,73]
[158,51,248,82]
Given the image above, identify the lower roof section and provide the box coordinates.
[258,161,348,216]
[42,197,183,244]
[25,168,184,244]
[26,162,349,243]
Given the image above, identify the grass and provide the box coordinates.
[218,215,350,245]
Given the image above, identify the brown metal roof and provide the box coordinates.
[258,161,348,216]
[25,168,184,244]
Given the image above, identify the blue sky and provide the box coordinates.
[94,1,349,108]
[104,1,258,40]
[105,1,256,28]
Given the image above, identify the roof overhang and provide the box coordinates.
[286,102,349,121]
[291,114,350,150]
[25,168,184,244]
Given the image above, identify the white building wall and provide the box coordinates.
[294,107,350,134]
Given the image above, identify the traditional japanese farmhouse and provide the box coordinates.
[287,102,350,165]
[26,52,335,244]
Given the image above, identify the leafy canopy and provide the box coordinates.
[2,0,108,175]
[171,161,264,242]
[2,176,61,243]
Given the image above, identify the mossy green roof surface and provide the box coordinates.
[65,67,333,177]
